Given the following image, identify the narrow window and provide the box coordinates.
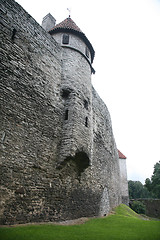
[11,28,17,41]
[62,34,69,44]
[61,89,70,99]
[84,100,88,109]
[85,46,89,58]
[85,117,88,127]
[65,109,69,120]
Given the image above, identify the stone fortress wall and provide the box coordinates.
[0,0,128,225]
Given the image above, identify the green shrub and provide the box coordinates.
[131,200,146,214]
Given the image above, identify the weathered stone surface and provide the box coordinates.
[0,0,125,225]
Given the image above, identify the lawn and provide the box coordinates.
[0,204,160,240]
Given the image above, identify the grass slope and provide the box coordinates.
[0,204,160,240]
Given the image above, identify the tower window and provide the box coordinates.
[85,117,88,127]
[65,109,69,120]
[84,100,88,109]
[85,47,89,58]
[61,89,70,99]
[62,34,69,44]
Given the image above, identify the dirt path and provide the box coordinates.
[0,217,90,228]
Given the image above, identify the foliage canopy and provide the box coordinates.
[128,180,151,199]
[145,161,160,198]
[128,161,160,199]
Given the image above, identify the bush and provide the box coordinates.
[130,201,146,214]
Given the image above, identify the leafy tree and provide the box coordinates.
[145,178,152,192]
[128,180,151,199]
[145,161,160,198]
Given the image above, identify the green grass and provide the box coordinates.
[0,204,160,240]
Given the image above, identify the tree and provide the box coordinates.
[128,180,151,199]
[145,161,160,198]
[145,178,152,192]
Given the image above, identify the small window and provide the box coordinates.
[62,34,69,44]
[61,89,70,99]
[65,109,69,120]
[85,47,89,58]
[84,100,88,109]
[85,117,88,127]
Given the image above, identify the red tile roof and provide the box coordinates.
[49,17,83,33]
[48,17,95,63]
[118,150,126,159]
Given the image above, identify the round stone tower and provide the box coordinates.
[48,17,95,170]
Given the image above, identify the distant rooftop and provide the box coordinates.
[118,150,127,159]
[49,17,83,33]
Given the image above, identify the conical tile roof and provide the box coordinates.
[49,17,83,33]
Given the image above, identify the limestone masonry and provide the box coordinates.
[0,0,129,224]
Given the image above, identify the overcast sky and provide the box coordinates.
[16,0,160,184]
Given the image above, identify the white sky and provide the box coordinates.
[16,0,160,184]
